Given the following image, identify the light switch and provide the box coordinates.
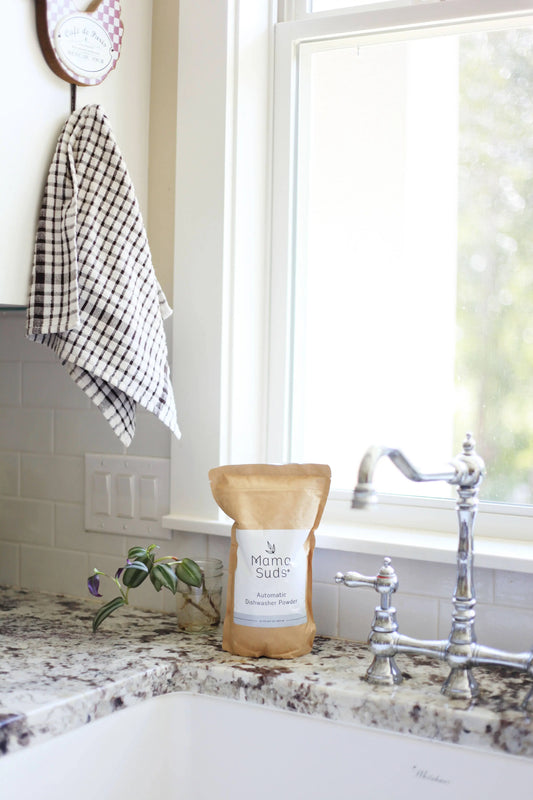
[92,471,111,515]
[116,474,135,518]
[139,476,158,520]
[84,454,170,539]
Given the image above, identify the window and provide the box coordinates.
[278,16,533,506]
[168,0,533,562]
[286,0,432,17]
[271,1,533,520]
[280,0,444,20]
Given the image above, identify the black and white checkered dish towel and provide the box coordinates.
[26,104,180,447]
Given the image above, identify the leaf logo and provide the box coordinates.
[266,541,276,554]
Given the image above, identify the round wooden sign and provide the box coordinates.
[35,0,124,87]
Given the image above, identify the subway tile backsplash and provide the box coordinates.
[1,311,533,651]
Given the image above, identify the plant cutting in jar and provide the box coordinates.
[176,561,222,631]
[87,544,202,631]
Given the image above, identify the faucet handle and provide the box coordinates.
[336,557,402,686]
[335,569,378,589]
[335,557,399,593]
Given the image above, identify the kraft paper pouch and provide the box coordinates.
[209,463,331,658]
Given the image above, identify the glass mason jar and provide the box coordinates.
[176,558,223,632]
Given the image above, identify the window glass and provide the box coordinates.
[310,0,436,12]
[289,24,533,503]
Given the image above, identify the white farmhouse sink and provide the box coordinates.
[1,692,532,799]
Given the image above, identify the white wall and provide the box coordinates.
[0,0,154,306]
[147,0,180,301]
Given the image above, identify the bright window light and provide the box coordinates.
[289,26,533,504]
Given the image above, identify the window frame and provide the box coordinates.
[165,0,533,573]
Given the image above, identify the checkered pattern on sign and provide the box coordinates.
[94,0,123,49]
[27,105,181,447]
[47,0,123,85]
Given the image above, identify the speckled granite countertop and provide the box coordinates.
[1,586,533,760]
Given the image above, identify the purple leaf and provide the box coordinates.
[115,557,135,580]
[88,574,102,597]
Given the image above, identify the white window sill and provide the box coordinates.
[162,511,533,574]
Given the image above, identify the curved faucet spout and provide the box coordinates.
[352,434,484,509]
[342,434,533,703]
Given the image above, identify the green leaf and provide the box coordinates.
[92,596,126,632]
[175,558,203,588]
[122,560,150,588]
[150,563,178,594]
[127,546,149,561]
[127,545,157,565]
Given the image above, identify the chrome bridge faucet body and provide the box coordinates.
[336,434,533,703]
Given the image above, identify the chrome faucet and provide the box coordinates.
[336,434,533,703]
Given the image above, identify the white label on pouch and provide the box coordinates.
[233,529,309,628]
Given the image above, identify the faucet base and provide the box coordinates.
[366,655,403,686]
[441,667,479,700]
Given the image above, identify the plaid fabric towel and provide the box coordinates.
[26,104,180,447]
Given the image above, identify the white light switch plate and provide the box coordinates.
[84,454,171,539]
